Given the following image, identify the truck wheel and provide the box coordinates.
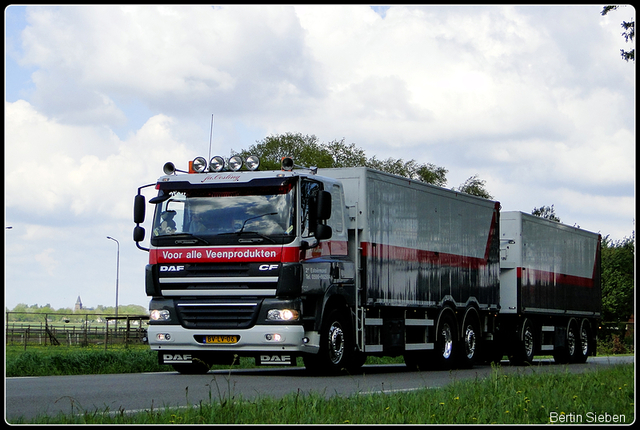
[575,320,591,363]
[303,308,355,375]
[459,314,480,368]
[433,311,457,369]
[554,320,579,364]
[510,319,535,365]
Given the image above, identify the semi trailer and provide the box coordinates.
[133,155,601,374]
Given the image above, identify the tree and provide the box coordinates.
[238,132,451,187]
[602,5,635,62]
[531,205,561,222]
[453,174,493,199]
[365,156,448,187]
[600,233,635,322]
[236,133,334,171]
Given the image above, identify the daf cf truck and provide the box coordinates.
[133,154,600,374]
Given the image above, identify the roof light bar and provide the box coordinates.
[162,155,261,174]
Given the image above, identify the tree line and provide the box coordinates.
[5,303,148,323]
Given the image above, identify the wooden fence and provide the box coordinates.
[5,312,149,349]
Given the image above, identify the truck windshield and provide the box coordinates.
[151,183,295,245]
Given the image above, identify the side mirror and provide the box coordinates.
[134,194,146,224]
[316,190,332,220]
[316,224,332,241]
[133,225,146,243]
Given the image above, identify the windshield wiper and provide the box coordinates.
[238,212,278,233]
[217,230,277,244]
[216,213,279,244]
[162,233,210,245]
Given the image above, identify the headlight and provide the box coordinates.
[267,309,299,321]
[150,309,171,321]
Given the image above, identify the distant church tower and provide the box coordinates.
[74,296,83,312]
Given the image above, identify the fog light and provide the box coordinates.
[265,333,283,342]
[156,333,172,341]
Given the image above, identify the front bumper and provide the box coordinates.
[148,324,318,354]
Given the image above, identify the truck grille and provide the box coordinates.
[176,300,261,329]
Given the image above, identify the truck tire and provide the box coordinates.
[510,319,535,365]
[575,320,591,363]
[432,311,457,370]
[554,320,579,364]
[303,308,355,375]
[459,313,481,368]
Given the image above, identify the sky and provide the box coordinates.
[4,5,635,311]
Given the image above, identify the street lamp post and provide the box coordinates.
[106,236,120,335]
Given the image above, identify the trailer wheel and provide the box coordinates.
[433,311,457,369]
[510,319,535,365]
[554,320,579,364]
[459,314,480,368]
[575,320,591,363]
[304,308,355,375]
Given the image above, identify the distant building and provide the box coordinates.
[74,296,83,312]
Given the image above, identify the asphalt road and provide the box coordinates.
[5,355,633,422]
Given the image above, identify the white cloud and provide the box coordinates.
[19,5,323,124]
[5,100,194,223]
[34,248,58,276]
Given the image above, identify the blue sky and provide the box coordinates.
[4,5,635,310]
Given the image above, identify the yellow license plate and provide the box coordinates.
[204,335,239,344]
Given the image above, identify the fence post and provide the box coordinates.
[83,314,89,347]
[104,319,109,351]
[125,316,130,348]
[24,326,29,351]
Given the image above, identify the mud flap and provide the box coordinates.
[256,354,296,366]
[160,352,194,364]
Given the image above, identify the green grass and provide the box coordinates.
[6,345,171,376]
[5,345,403,377]
[11,363,634,424]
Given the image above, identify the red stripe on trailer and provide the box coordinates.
[517,267,595,288]
[360,242,490,269]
